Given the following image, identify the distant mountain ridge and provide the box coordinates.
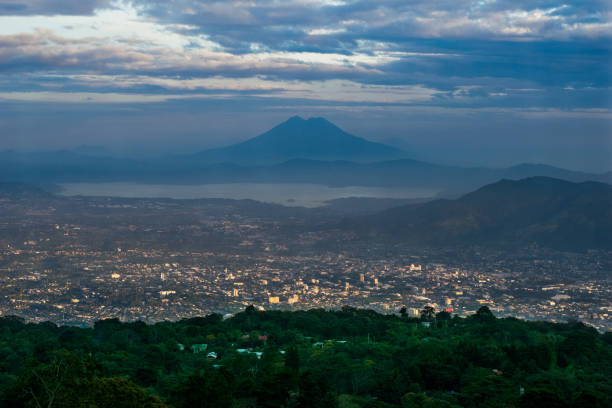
[0,116,610,195]
[3,150,609,195]
[350,177,612,250]
[182,116,409,164]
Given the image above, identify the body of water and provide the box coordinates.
[59,182,439,208]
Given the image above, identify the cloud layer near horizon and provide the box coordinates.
[0,0,610,171]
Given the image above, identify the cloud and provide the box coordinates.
[0,91,185,103]
[132,0,612,55]
[0,29,155,72]
[0,1,608,91]
[0,24,608,112]
[0,78,443,105]
[0,0,112,16]
[0,28,419,78]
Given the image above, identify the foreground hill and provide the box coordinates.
[182,116,408,164]
[351,177,612,250]
[0,308,610,408]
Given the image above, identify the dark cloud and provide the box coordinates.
[133,0,612,54]
[113,0,612,96]
[0,0,112,15]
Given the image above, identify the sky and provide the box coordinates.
[0,0,610,171]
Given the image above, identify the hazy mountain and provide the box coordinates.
[212,159,610,194]
[182,116,409,164]
[0,150,150,182]
[72,145,113,157]
[351,177,612,250]
[1,149,610,196]
[0,116,609,195]
[0,182,52,198]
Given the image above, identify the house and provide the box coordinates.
[190,344,208,353]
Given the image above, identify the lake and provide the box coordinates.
[59,182,439,208]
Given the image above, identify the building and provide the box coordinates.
[190,344,208,353]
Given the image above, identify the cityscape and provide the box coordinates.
[2,192,610,331]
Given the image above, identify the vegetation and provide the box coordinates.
[357,177,612,251]
[0,307,610,408]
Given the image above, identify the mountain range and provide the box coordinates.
[1,116,610,195]
[348,177,612,250]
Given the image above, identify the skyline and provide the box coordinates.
[0,0,611,171]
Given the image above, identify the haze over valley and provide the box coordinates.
[3,116,611,200]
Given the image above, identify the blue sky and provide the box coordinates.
[0,0,610,171]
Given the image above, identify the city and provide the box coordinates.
[2,189,609,331]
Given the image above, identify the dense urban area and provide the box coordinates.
[1,187,610,331]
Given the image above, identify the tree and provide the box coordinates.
[518,389,566,408]
[402,392,459,408]
[298,371,338,408]
[171,371,233,408]
[85,377,168,408]
[435,311,451,321]
[474,306,495,321]
[420,306,436,321]
[10,351,94,408]
[284,345,300,374]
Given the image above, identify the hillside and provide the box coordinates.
[0,308,610,408]
[352,177,612,250]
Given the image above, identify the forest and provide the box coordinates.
[0,306,610,408]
